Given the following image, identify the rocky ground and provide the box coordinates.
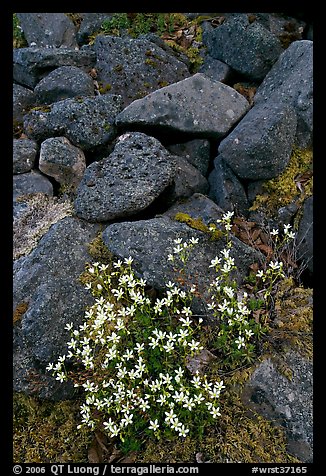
[13,13,313,464]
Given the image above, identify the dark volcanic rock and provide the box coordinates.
[199,56,233,83]
[13,217,99,399]
[94,35,190,107]
[167,139,211,177]
[102,216,262,298]
[77,13,113,45]
[167,156,209,205]
[39,137,86,188]
[16,13,77,48]
[208,156,249,216]
[34,65,95,104]
[74,132,175,222]
[13,139,38,174]
[254,40,313,148]
[13,84,35,123]
[13,47,96,89]
[116,73,250,139]
[242,351,313,462]
[13,171,53,201]
[203,13,282,81]
[24,94,123,150]
[218,102,297,180]
[163,193,225,225]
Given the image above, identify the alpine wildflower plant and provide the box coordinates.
[48,212,296,450]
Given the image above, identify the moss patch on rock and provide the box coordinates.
[174,212,223,240]
[250,147,313,218]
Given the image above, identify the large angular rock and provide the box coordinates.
[208,156,249,216]
[203,14,282,81]
[218,102,297,180]
[13,139,38,174]
[116,73,250,139]
[13,47,96,89]
[39,137,86,188]
[102,216,262,299]
[13,171,53,201]
[94,35,190,107]
[24,94,123,150]
[296,196,313,274]
[13,217,99,399]
[198,56,233,83]
[164,193,225,226]
[74,132,176,222]
[34,66,95,105]
[13,84,35,123]
[16,13,78,48]
[242,351,313,462]
[254,40,313,148]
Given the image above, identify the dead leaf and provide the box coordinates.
[88,438,101,463]
[186,348,217,375]
[196,452,204,463]
[118,451,138,463]
[255,243,274,257]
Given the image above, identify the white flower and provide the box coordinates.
[173,245,183,254]
[163,341,174,353]
[178,424,189,437]
[179,316,192,327]
[56,371,66,383]
[190,237,199,244]
[124,256,134,265]
[174,238,182,244]
[181,306,192,317]
[65,322,74,331]
[165,409,177,424]
[171,418,182,432]
[167,254,174,262]
[46,362,54,372]
[113,260,122,268]
[245,329,254,338]
[172,390,185,403]
[256,270,264,278]
[270,229,279,236]
[283,224,291,234]
[269,261,282,271]
[122,349,134,361]
[148,419,160,431]
[188,339,203,353]
[138,399,150,412]
[135,342,145,353]
[148,337,159,349]
[210,406,221,418]
[193,392,205,404]
[183,398,195,411]
[88,267,95,274]
[209,256,221,268]
[156,394,167,405]
[235,335,245,349]
[223,286,235,299]
[121,412,134,427]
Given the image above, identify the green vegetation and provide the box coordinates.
[13,14,28,48]
[89,13,205,73]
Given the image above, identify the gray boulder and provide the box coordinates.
[34,65,95,105]
[208,156,249,216]
[166,139,211,177]
[13,47,96,89]
[218,102,297,180]
[16,13,78,48]
[102,216,262,299]
[13,139,38,174]
[163,193,225,226]
[13,171,53,201]
[24,94,123,150]
[296,196,313,274]
[242,351,313,462]
[94,35,190,107]
[203,13,282,81]
[77,13,113,45]
[198,56,233,83]
[13,217,99,399]
[39,137,86,188]
[13,84,35,123]
[254,40,313,148]
[116,73,250,139]
[74,132,175,222]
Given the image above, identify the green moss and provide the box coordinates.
[30,105,52,113]
[13,393,92,463]
[87,233,114,263]
[250,147,313,218]
[13,14,28,48]
[267,278,313,359]
[145,58,158,68]
[98,83,112,94]
[174,212,223,241]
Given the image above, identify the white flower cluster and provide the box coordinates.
[47,257,224,441]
